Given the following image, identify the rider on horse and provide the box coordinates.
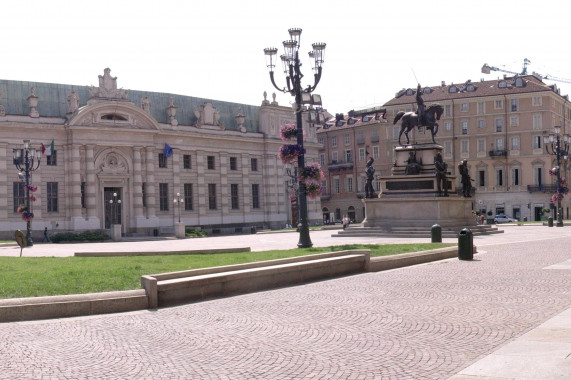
[416,83,425,126]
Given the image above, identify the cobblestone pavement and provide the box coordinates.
[0,227,570,379]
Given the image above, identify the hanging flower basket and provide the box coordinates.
[21,211,34,222]
[305,183,323,199]
[29,194,37,202]
[298,163,324,184]
[17,204,27,214]
[280,123,298,141]
[278,144,305,164]
[551,193,564,203]
[24,184,38,192]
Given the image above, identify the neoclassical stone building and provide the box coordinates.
[0,68,321,239]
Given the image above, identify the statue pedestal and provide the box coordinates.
[111,224,122,241]
[174,222,186,239]
[362,196,476,229]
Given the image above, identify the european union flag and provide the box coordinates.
[164,143,173,158]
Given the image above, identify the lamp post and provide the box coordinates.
[13,139,42,247]
[285,165,300,228]
[109,192,121,225]
[173,192,184,223]
[264,28,326,248]
[544,126,570,227]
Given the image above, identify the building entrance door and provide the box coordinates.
[104,187,122,228]
[534,206,543,222]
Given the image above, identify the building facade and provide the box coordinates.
[319,74,571,223]
[0,69,321,239]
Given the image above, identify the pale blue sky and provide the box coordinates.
[3,0,571,114]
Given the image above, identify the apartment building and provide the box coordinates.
[319,74,571,222]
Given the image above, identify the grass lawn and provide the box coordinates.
[0,243,452,299]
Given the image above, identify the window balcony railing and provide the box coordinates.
[527,184,558,193]
[327,159,353,171]
[489,149,507,158]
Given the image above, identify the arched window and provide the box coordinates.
[498,81,507,88]
[101,114,128,121]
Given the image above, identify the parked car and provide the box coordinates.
[494,214,517,223]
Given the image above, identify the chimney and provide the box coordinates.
[441,81,446,87]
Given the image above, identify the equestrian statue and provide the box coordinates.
[393,84,444,145]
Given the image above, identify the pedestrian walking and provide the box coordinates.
[42,227,50,243]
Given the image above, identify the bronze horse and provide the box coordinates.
[393,104,444,145]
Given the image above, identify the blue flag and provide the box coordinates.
[164,143,173,158]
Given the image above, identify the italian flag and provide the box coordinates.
[45,139,54,156]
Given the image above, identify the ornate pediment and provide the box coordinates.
[194,102,224,130]
[88,68,128,104]
[68,102,161,131]
[99,152,128,175]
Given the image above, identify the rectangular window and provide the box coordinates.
[230,156,237,170]
[533,96,542,106]
[477,102,485,115]
[479,170,485,187]
[334,178,340,193]
[183,154,192,169]
[461,140,469,153]
[47,151,57,166]
[496,138,504,150]
[318,137,324,145]
[511,98,519,112]
[208,184,217,210]
[332,151,338,162]
[536,167,542,186]
[477,119,485,129]
[495,119,503,132]
[510,116,519,127]
[512,168,520,186]
[142,183,147,207]
[158,153,167,168]
[461,121,468,135]
[444,122,452,131]
[347,177,353,192]
[533,114,542,130]
[496,169,504,186]
[533,136,542,149]
[81,182,86,208]
[345,150,352,162]
[47,182,58,212]
[444,141,452,155]
[358,148,365,161]
[460,103,469,112]
[444,104,452,117]
[231,184,239,210]
[184,183,193,210]
[495,99,503,109]
[344,133,350,146]
[371,129,379,140]
[13,182,25,213]
[373,146,379,159]
[207,156,215,170]
[392,126,400,140]
[251,184,260,209]
[511,137,520,150]
[320,153,325,167]
[477,138,486,153]
[331,136,337,147]
[250,158,258,172]
[159,183,169,211]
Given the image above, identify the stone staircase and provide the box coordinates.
[333,224,503,238]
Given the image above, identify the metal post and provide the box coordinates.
[24,149,33,247]
[556,136,564,227]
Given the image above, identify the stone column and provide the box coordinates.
[133,147,144,221]
[145,146,157,220]
[0,144,7,222]
[71,145,82,219]
[85,145,102,229]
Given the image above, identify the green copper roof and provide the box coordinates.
[0,79,260,132]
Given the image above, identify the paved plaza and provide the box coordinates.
[0,226,569,379]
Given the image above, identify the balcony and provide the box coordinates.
[489,149,508,158]
[327,159,354,171]
[527,184,558,193]
[357,137,365,144]
[320,193,331,201]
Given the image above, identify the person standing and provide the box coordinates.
[42,227,50,243]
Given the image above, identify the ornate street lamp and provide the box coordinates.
[264,28,326,248]
[173,192,184,223]
[13,139,42,246]
[544,126,570,227]
[285,164,299,228]
[109,192,122,225]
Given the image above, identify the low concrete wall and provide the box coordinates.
[0,290,147,323]
[369,246,473,271]
[75,247,251,257]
